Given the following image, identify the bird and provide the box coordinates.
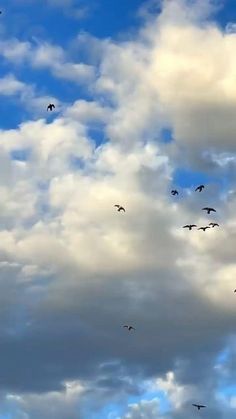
[183,224,197,230]
[234,289,236,293]
[209,222,219,227]
[171,189,179,196]
[123,325,135,331]
[114,205,125,212]
[198,226,210,231]
[202,207,216,214]
[47,103,55,111]
[192,404,206,411]
[195,185,205,192]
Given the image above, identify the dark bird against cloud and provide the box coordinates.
[209,222,219,227]
[192,404,206,410]
[114,205,125,212]
[202,207,216,214]
[198,226,210,231]
[47,103,55,111]
[183,224,197,230]
[195,184,205,192]
[171,189,179,195]
[123,325,135,331]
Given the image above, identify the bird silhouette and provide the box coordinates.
[192,404,206,410]
[195,185,205,192]
[171,190,179,196]
[202,207,216,214]
[198,226,210,231]
[183,225,197,230]
[209,222,219,227]
[123,325,135,331]
[47,103,55,111]
[114,205,125,212]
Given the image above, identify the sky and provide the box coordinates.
[0,0,235,418]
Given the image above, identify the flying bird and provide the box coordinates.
[198,226,210,231]
[192,404,206,411]
[202,207,216,214]
[171,189,179,196]
[114,205,125,212]
[47,103,55,111]
[123,325,135,331]
[209,222,219,227]
[195,185,205,192]
[183,224,197,230]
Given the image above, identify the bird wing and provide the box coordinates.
[52,104,55,108]
[114,205,120,208]
[130,327,135,330]
[119,207,125,212]
[183,225,189,228]
[202,208,209,210]
[198,228,203,230]
[191,225,197,227]
[199,405,206,408]
[123,325,129,328]
[195,187,200,191]
[210,208,216,212]
[192,404,198,407]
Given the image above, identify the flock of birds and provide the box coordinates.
[46,99,227,411]
[172,184,220,232]
[48,107,227,411]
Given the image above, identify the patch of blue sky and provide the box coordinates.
[213,0,236,30]
[0,97,26,130]
[218,385,236,397]
[87,126,107,147]
[160,127,174,144]
[173,167,226,189]
[10,148,31,162]
[123,389,171,413]
[216,347,230,365]
[1,0,146,44]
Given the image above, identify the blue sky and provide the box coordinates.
[0,0,235,418]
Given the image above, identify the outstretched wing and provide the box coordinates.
[183,225,189,228]
[202,207,209,211]
[195,186,200,191]
[191,225,197,228]
[114,204,120,208]
[210,208,216,212]
[123,325,129,328]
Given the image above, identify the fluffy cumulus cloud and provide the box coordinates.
[0,0,235,418]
